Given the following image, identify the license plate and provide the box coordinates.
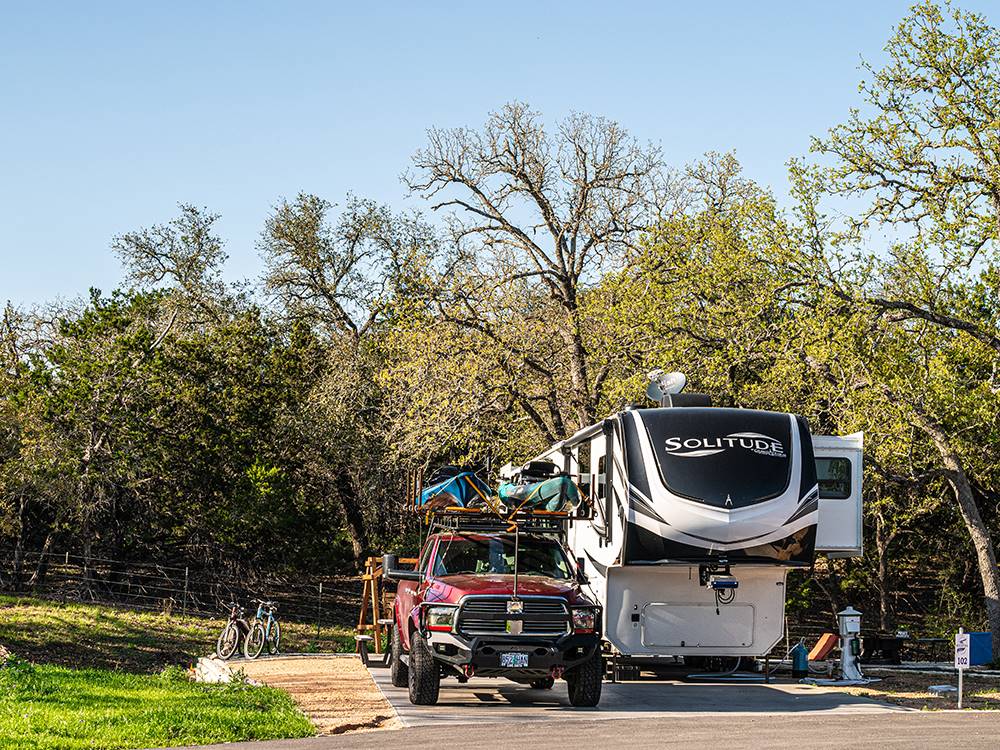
[500,652,529,668]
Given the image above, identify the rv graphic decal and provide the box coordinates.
[663,432,787,459]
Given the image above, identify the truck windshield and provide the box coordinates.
[432,536,573,580]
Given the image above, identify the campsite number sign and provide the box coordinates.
[955,630,969,709]
[954,632,970,669]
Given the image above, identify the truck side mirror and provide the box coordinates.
[383,553,421,582]
[576,556,589,584]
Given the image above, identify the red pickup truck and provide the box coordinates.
[383,529,603,707]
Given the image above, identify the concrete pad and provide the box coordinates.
[368,664,906,727]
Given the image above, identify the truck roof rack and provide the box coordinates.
[426,507,573,535]
[418,505,590,534]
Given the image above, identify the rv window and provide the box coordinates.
[816,457,851,499]
[596,455,607,499]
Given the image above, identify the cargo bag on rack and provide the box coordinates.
[497,474,579,512]
[417,468,495,509]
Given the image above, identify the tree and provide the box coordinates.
[112,203,229,325]
[812,0,1000,656]
[260,194,439,560]
[406,102,672,433]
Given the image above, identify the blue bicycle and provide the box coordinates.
[243,599,280,659]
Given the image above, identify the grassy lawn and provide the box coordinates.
[0,595,354,672]
[0,595,359,748]
[0,659,314,750]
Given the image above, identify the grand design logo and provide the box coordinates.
[664,432,787,458]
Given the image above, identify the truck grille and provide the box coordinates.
[457,597,569,636]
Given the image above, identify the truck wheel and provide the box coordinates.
[390,623,408,688]
[407,632,440,705]
[389,623,409,687]
[566,651,603,707]
[530,677,554,690]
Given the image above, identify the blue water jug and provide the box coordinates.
[791,640,808,678]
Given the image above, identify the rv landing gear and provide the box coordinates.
[605,653,640,682]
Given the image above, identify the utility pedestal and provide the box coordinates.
[837,606,864,681]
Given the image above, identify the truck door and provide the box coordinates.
[396,537,435,648]
[813,433,864,558]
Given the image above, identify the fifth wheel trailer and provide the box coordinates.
[525,399,863,660]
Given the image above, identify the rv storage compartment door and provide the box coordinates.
[642,603,754,649]
[813,433,863,557]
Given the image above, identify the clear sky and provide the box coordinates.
[2,1,994,307]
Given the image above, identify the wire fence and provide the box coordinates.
[0,548,957,662]
[0,548,363,632]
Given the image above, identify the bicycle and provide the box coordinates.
[243,599,281,659]
[216,601,250,660]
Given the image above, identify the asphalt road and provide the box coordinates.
[170,665,1000,750]
[367,663,904,726]
[179,713,1000,750]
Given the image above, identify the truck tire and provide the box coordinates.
[390,623,408,688]
[407,632,440,705]
[566,651,603,707]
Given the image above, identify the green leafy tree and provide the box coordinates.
[812,0,1000,655]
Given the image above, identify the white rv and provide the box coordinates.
[527,389,863,662]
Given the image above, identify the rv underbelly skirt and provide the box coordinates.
[602,565,788,657]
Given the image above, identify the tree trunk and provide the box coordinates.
[812,559,843,629]
[28,532,55,588]
[11,494,29,592]
[912,407,1000,660]
[81,532,96,598]
[874,513,896,632]
[334,472,366,564]
[557,301,594,430]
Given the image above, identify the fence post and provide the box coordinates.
[182,567,189,617]
[316,582,323,641]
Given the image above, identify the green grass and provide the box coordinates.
[0,595,354,672]
[0,595,359,748]
[0,658,314,750]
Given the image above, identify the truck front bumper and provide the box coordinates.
[423,630,601,678]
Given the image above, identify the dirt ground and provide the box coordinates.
[834,670,1000,710]
[238,655,400,735]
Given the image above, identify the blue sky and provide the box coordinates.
[2,1,993,307]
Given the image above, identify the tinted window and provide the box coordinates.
[817,457,851,499]
[639,408,793,509]
[432,536,572,580]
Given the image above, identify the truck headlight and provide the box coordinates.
[571,607,597,633]
[426,605,457,632]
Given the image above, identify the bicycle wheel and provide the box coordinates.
[267,620,281,655]
[244,621,266,659]
[216,622,240,660]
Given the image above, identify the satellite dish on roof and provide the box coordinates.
[646,369,687,403]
